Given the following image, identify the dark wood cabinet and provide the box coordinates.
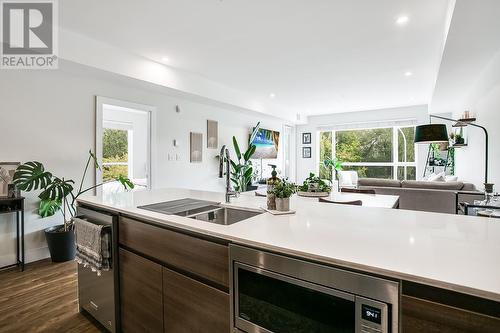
[402,295,500,333]
[163,267,230,333]
[119,216,229,288]
[119,248,163,333]
[119,217,231,333]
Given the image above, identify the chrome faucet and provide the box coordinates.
[219,145,237,203]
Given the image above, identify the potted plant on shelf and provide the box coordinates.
[455,133,465,145]
[272,179,297,211]
[230,122,260,192]
[13,150,134,262]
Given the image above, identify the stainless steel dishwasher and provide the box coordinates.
[76,206,119,333]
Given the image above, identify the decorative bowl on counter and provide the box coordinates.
[297,191,330,198]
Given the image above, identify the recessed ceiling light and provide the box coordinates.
[404,71,413,77]
[396,16,409,25]
[161,57,169,62]
[269,93,276,98]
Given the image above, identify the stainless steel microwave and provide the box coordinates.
[230,245,400,333]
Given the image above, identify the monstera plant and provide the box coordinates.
[230,122,260,192]
[13,150,134,262]
[13,150,133,231]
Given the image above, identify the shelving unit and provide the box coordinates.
[0,197,25,271]
[452,118,477,127]
[427,114,489,185]
[423,145,452,178]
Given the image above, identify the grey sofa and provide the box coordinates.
[358,178,483,214]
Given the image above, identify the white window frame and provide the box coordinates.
[318,125,417,180]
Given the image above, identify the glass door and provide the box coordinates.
[235,263,356,333]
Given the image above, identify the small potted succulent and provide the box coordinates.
[272,179,297,211]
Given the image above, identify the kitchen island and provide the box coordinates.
[77,188,500,333]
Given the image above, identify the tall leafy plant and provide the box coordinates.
[13,150,134,231]
[323,158,343,181]
[230,122,261,192]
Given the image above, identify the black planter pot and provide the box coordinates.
[45,225,76,262]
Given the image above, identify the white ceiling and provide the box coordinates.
[60,0,453,120]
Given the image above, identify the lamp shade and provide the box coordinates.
[414,124,449,144]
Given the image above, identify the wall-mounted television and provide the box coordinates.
[250,128,280,159]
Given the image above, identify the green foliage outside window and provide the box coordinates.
[103,128,128,159]
[319,132,332,179]
[336,128,393,163]
[103,154,129,182]
[397,127,415,162]
[103,129,129,182]
[318,127,416,180]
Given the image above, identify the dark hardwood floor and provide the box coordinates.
[0,259,103,333]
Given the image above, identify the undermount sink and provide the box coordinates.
[138,198,263,225]
[187,206,263,225]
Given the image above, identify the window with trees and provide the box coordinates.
[102,128,129,182]
[319,126,416,180]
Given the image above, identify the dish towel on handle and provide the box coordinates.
[74,217,111,276]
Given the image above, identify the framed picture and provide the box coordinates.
[190,132,203,163]
[302,132,311,144]
[302,147,311,159]
[207,120,218,149]
[0,162,20,198]
[250,127,280,159]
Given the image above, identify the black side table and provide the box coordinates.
[0,197,25,271]
[463,202,500,219]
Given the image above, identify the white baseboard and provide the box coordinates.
[0,246,50,267]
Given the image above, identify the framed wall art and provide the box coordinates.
[302,147,311,159]
[302,132,311,144]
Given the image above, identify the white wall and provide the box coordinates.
[0,60,291,266]
[295,105,429,183]
[453,49,500,189]
[430,0,500,189]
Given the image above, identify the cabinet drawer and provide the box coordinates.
[119,216,229,287]
[163,267,230,333]
[402,295,500,333]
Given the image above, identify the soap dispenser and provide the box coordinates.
[266,164,280,210]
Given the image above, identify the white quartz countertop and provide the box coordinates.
[77,188,500,302]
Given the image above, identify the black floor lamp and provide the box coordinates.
[414,114,490,189]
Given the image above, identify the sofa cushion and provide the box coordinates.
[358,178,401,188]
[428,172,445,182]
[402,180,464,190]
[445,175,459,182]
